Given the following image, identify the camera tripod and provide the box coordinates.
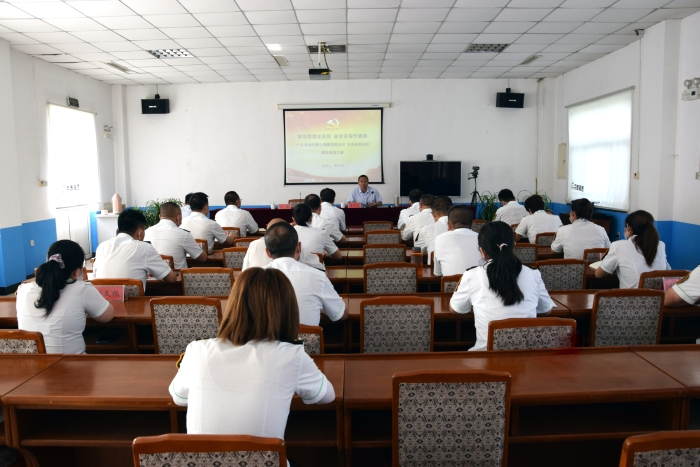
[468,169,482,206]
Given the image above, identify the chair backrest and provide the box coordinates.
[89,278,145,297]
[313,252,324,264]
[471,219,486,233]
[180,268,235,296]
[150,297,222,354]
[222,247,248,269]
[535,232,556,246]
[487,317,577,351]
[298,324,324,355]
[222,226,241,239]
[392,370,511,467]
[288,199,303,207]
[363,221,393,232]
[234,237,256,249]
[132,434,286,467]
[194,238,209,254]
[159,254,175,270]
[363,244,406,265]
[0,330,46,354]
[365,230,401,244]
[536,259,587,291]
[361,296,434,353]
[514,243,538,265]
[440,274,462,293]
[618,431,700,467]
[582,248,609,264]
[638,269,690,290]
[590,289,664,347]
[364,263,418,294]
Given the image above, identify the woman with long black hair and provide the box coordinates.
[450,221,553,351]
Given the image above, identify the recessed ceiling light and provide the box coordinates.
[273,55,289,67]
[307,44,346,54]
[267,44,282,51]
[104,62,135,73]
[519,55,541,65]
[147,49,192,59]
[463,44,510,53]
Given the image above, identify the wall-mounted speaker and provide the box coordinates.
[141,96,169,114]
[496,88,524,108]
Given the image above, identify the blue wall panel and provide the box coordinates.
[21,218,57,276]
[0,225,27,287]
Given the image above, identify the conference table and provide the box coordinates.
[210,206,406,229]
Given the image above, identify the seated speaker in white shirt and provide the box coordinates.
[398,188,423,230]
[180,192,235,253]
[169,267,336,449]
[417,195,453,257]
[144,202,207,270]
[243,218,325,271]
[214,191,259,237]
[401,194,435,242]
[347,174,383,207]
[180,192,193,219]
[596,210,671,289]
[17,240,115,354]
[263,222,346,326]
[515,194,563,243]
[665,266,700,307]
[304,193,347,243]
[434,205,482,276]
[450,221,554,351]
[550,198,611,260]
[494,189,528,226]
[319,188,346,231]
[293,204,342,261]
[93,210,178,290]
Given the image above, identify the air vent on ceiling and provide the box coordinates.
[519,54,541,65]
[463,44,510,53]
[147,49,192,59]
[273,55,289,67]
[105,62,135,73]
[308,44,346,54]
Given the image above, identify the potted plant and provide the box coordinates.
[477,191,500,221]
[517,190,553,212]
[135,198,183,228]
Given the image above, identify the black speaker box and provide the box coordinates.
[496,91,524,108]
[141,99,170,114]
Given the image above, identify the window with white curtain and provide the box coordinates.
[47,104,100,209]
[567,89,633,211]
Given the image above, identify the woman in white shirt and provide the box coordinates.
[16,240,114,354]
[292,203,342,260]
[169,267,335,452]
[595,210,670,288]
[551,198,611,259]
[450,221,553,351]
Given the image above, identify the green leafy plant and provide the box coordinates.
[517,190,553,211]
[135,198,182,228]
[477,191,500,221]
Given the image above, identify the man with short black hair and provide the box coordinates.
[181,192,194,219]
[417,195,453,256]
[398,188,423,230]
[402,194,435,242]
[495,189,528,226]
[305,194,346,242]
[347,175,382,207]
[515,194,562,243]
[94,209,177,289]
[144,202,207,270]
[264,222,346,326]
[319,188,346,231]
[181,192,235,253]
[242,218,325,271]
[214,191,258,237]
[434,205,481,276]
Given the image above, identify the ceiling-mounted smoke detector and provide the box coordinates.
[463,43,510,53]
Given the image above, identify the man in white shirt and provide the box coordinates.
[214,191,258,237]
[417,195,452,256]
[398,189,423,230]
[495,189,528,226]
[515,195,563,244]
[665,266,700,307]
[402,194,435,243]
[305,194,347,243]
[264,222,346,326]
[347,174,382,207]
[180,192,193,219]
[319,188,346,231]
[550,198,610,259]
[434,205,482,276]
[180,192,235,253]
[243,219,325,271]
[144,202,207,270]
[93,209,178,290]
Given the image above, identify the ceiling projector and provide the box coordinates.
[309,68,331,80]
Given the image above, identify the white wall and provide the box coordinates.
[122,78,539,207]
[0,40,21,229]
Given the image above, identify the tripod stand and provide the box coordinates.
[468,171,482,207]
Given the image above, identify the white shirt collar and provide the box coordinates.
[322,201,333,207]
[271,256,298,265]
[226,205,240,211]
[189,211,207,219]
[157,219,178,228]
[438,216,448,223]
[573,218,589,224]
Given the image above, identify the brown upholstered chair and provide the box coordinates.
[582,248,609,264]
[487,317,577,351]
[222,226,241,239]
[363,221,393,232]
[440,274,462,293]
[618,431,700,467]
[638,269,691,290]
[298,324,324,355]
[363,244,407,265]
[0,330,46,354]
[234,237,256,249]
[514,243,538,265]
[150,297,222,354]
[471,219,487,233]
[535,232,557,246]
[222,247,248,269]
[536,259,587,291]
[288,199,303,207]
[361,296,434,353]
[89,278,144,297]
[366,230,401,244]
[364,263,418,294]
[589,289,664,347]
[159,254,175,270]
[180,268,235,296]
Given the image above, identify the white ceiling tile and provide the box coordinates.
[473,33,522,43]
[664,0,700,6]
[350,44,387,52]
[527,21,582,33]
[206,25,257,36]
[348,0,399,6]
[210,63,247,70]
[431,33,478,43]
[295,9,346,22]
[225,75,257,81]
[178,0,239,13]
[120,0,187,15]
[58,61,99,69]
[303,34,346,44]
[455,51,495,59]
[379,72,410,78]
[595,34,638,45]
[24,31,83,42]
[348,60,382,66]
[470,71,506,77]
[347,22,394,34]
[422,52,460,59]
[0,32,40,44]
[13,2,84,19]
[0,3,34,19]
[540,43,583,52]
[0,25,13,34]
[514,33,564,43]
[35,54,80,63]
[226,46,270,55]
[196,75,229,82]
[491,52,534,61]
[175,37,221,48]
[389,34,433,43]
[237,0,293,10]
[347,34,389,44]
[555,33,605,44]
[65,1,135,17]
[453,0,508,5]
[69,51,117,60]
[245,10,297,24]
[52,42,103,53]
[639,8,700,21]
[193,12,248,26]
[416,59,454,66]
[271,45,308,54]
[110,50,158,59]
[259,35,306,45]
[0,19,60,32]
[172,64,211,71]
[542,9,603,21]
[410,71,443,78]
[495,8,553,21]
[138,66,176,73]
[571,22,627,34]
[122,58,167,67]
[402,0,456,6]
[507,0,564,6]
[190,47,233,56]
[132,39,181,49]
[485,59,522,66]
[555,59,592,66]
[566,51,606,60]
[590,9,653,22]
[291,0,347,9]
[198,55,237,64]
[143,14,199,28]
[348,8,398,22]
[445,9,501,22]
[437,22,488,33]
[237,55,276,63]
[95,16,152,30]
[503,43,546,52]
[219,36,263,46]
[246,65,283,72]
[183,70,221,76]
[383,52,422,59]
[612,0,669,7]
[392,22,441,33]
[43,17,108,31]
[72,30,124,42]
[482,22,536,33]
[425,43,466,52]
[252,24,302,35]
[537,52,571,60]
[116,28,168,40]
[300,23,346,34]
[162,27,213,39]
[440,71,472,78]
[348,52,385,60]
[578,43,625,53]
[396,8,450,22]
[558,0,616,5]
[612,22,655,34]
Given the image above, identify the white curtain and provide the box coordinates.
[567,89,633,211]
